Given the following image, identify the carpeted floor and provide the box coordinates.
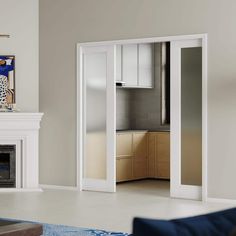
[42,222,129,236]
[0,218,129,236]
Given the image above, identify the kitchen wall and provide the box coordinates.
[40,0,236,200]
[116,43,169,131]
[116,89,132,130]
[0,0,39,111]
[130,43,169,131]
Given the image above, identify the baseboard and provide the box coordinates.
[207,197,236,204]
[0,188,43,193]
[40,184,79,191]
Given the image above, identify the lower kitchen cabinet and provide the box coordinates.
[116,131,170,182]
[133,132,148,179]
[148,132,170,179]
[156,162,170,179]
[133,132,148,159]
[156,132,170,179]
[148,132,156,178]
[133,159,148,179]
[116,158,133,182]
[116,132,133,157]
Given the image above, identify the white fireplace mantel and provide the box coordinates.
[0,112,43,192]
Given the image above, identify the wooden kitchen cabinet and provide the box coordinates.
[133,132,148,179]
[148,132,170,179]
[116,132,133,157]
[116,132,133,182]
[133,132,148,159]
[116,131,170,182]
[133,159,148,179]
[116,158,133,182]
[148,132,156,178]
[156,132,170,179]
[116,131,148,182]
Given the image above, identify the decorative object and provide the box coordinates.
[0,56,16,111]
[0,34,10,38]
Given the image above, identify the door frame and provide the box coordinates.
[170,39,204,200]
[77,45,116,192]
[77,33,208,200]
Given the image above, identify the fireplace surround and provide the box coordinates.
[0,112,43,191]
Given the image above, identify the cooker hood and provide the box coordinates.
[116,81,126,87]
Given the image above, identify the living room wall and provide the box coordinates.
[40,0,236,200]
[0,0,39,111]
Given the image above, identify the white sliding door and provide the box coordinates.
[80,45,116,192]
[171,39,203,200]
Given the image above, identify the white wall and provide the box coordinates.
[40,0,236,200]
[0,0,39,111]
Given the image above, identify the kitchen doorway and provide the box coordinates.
[115,42,171,197]
[77,34,207,201]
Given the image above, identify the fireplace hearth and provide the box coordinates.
[0,145,15,188]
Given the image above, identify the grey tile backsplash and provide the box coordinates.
[116,88,131,130]
[116,44,170,131]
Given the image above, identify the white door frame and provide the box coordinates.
[77,45,116,192]
[170,39,204,200]
[77,34,208,200]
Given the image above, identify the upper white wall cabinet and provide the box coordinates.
[122,44,138,87]
[138,43,154,88]
[116,43,154,88]
[116,45,122,82]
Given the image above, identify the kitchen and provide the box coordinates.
[116,42,170,193]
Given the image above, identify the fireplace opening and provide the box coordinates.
[0,145,16,188]
[0,154,10,179]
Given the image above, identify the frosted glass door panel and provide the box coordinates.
[84,52,107,180]
[171,39,203,200]
[181,47,202,186]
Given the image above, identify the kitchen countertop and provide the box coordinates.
[116,129,148,133]
[116,129,170,133]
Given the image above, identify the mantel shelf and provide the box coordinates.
[0,112,43,119]
[0,112,43,130]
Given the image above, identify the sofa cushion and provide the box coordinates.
[133,208,236,236]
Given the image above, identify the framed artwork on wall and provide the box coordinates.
[0,56,15,111]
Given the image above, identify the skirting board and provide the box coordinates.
[0,188,43,193]
[40,184,79,191]
[207,197,236,205]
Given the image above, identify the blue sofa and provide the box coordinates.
[132,208,236,236]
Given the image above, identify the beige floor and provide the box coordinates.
[0,180,235,233]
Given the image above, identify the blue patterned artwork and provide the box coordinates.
[0,56,15,109]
